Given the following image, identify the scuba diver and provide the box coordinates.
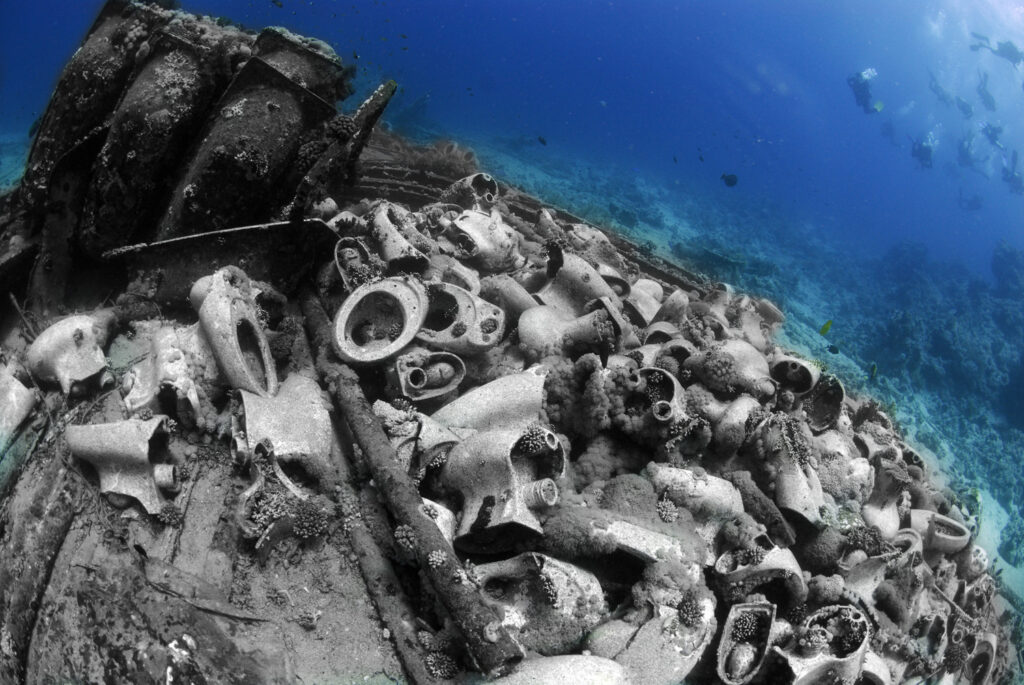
[957,132,989,176]
[957,189,983,211]
[927,69,954,107]
[847,68,879,114]
[976,71,997,112]
[909,135,935,168]
[981,122,1006,150]
[1002,150,1024,195]
[970,33,1024,68]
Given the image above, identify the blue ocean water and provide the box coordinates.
[2,0,1024,575]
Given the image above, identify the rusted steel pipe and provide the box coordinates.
[301,291,524,677]
[289,320,436,684]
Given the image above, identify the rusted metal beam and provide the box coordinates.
[300,291,524,677]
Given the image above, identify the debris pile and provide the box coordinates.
[0,2,1019,683]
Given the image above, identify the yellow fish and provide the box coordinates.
[873,101,885,112]
[819,319,833,336]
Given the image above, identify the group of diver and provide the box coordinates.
[846,31,1024,201]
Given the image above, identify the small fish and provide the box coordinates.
[819,319,832,335]
[271,0,282,6]
[720,173,738,187]
[873,101,885,112]
[352,50,359,60]
[869,362,878,380]
[827,344,839,354]
[673,155,677,164]
[538,136,547,146]
[698,147,704,162]
[401,34,408,39]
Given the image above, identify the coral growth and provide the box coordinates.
[573,433,647,489]
[157,503,185,527]
[873,580,910,627]
[542,353,614,437]
[796,527,846,575]
[600,474,658,518]
[732,611,763,643]
[631,560,705,616]
[293,498,331,540]
[539,507,619,559]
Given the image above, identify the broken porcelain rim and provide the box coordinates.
[754,298,785,326]
[332,276,429,364]
[595,263,631,297]
[535,248,619,317]
[643,321,680,346]
[769,354,821,396]
[716,602,776,685]
[909,509,971,555]
[715,536,808,606]
[637,367,685,423]
[631,278,665,303]
[414,281,506,354]
[440,425,563,550]
[231,407,310,502]
[190,267,279,398]
[586,296,640,350]
[426,254,482,294]
[467,172,499,204]
[429,366,548,434]
[803,372,845,432]
[771,457,825,528]
[622,287,661,328]
[371,202,430,273]
[454,172,499,209]
[25,312,116,396]
[333,236,374,292]
[391,347,466,400]
[444,208,521,272]
[65,415,179,514]
[474,552,607,652]
[479,273,538,324]
[772,604,871,681]
[652,288,691,325]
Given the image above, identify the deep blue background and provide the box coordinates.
[2,0,1022,276]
